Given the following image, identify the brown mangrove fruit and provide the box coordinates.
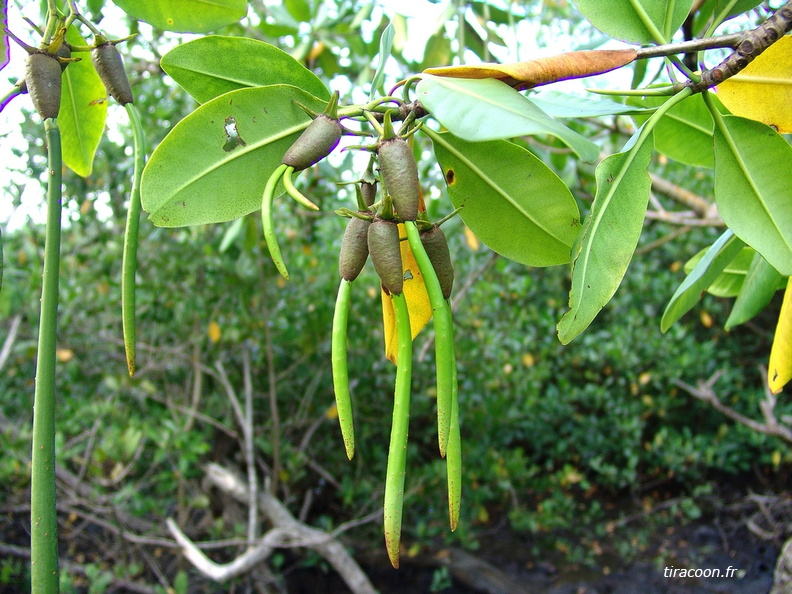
[377,135,420,221]
[368,218,403,295]
[25,51,62,119]
[282,91,342,171]
[92,41,134,105]
[420,225,454,300]
[339,216,371,282]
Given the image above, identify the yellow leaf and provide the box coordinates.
[768,277,792,394]
[382,224,433,363]
[325,403,338,420]
[424,49,637,90]
[717,37,792,133]
[208,321,221,343]
[463,225,480,251]
[56,348,74,363]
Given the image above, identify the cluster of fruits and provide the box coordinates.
[273,96,461,568]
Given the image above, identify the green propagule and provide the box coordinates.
[267,101,461,567]
[3,6,144,591]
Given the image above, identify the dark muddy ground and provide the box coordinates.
[288,514,782,594]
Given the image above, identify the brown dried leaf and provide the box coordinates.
[424,49,637,90]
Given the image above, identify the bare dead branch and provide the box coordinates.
[0,541,160,594]
[167,463,377,594]
[649,173,717,219]
[673,369,792,444]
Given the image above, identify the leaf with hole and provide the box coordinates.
[141,85,326,227]
[381,224,432,364]
[161,36,330,104]
[426,129,582,268]
[113,0,247,33]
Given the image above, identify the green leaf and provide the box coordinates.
[112,0,247,33]
[369,22,394,99]
[60,27,107,177]
[426,129,582,267]
[630,93,716,168]
[684,246,755,297]
[660,230,745,332]
[572,0,694,44]
[713,115,792,276]
[160,36,329,104]
[557,129,654,344]
[420,32,452,71]
[284,0,312,22]
[533,90,652,119]
[725,252,785,330]
[141,85,327,227]
[694,0,762,34]
[416,75,599,162]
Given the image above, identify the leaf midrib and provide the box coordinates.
[426,129,569,246]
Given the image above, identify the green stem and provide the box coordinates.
[31,118,62,593]
[404,221,455,457]
[331,279,355,460]
[282,166,319,211]
[445,300,461,531]
[122,103,145,376]
[384,292,412,569]
[628,0,668,45]
[261,164,290,280]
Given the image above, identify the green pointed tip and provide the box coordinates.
[93,33,110,47]
[381,110,397,140]
[385,535,400,569]
[323,90,340,120]
[355,185,368,211]
[295,101,320,119]
[363,154,378,184]
[380,193,395,220]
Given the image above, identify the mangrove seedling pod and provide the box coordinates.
[15,43,73,97]
[339,216,371,282]
[360,180,377,208]
[282,113,343,171]
[283,91,342,171]
[92,42,134,105]
[25,51,62,119]
[377,136,420,221]
[368,218,403,295]
[420,225,454,300]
